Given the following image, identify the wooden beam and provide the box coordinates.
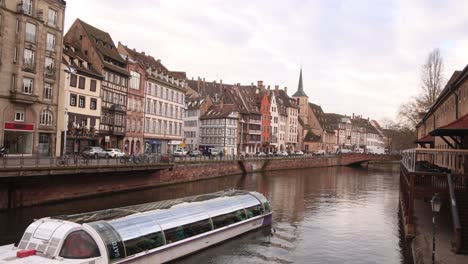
[449,136,462,149]
[441,136,456,149]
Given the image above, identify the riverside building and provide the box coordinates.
[64,19,129,150]
[0,0,66,155]
[56,43,102,156]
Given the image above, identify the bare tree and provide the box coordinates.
[398,48,445,128]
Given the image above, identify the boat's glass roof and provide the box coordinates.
[53,190,264,224]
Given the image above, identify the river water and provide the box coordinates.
[0,165,412,264]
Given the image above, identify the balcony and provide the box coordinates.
[249,119,261,125]
[9,90,38,104]
[45,67,55,79]
[22,62,36,73]
[248,129,261,135]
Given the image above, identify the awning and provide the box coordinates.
[429,113,468,136]
[414,134,435,144]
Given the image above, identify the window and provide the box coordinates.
[46,33,56,51]
[15,108,24,122]
[212,210,246,229]
[23,48,34,65]
[22,0,33,15]
[90,98,97,110]
[70,74,77,87]
[60,231,100,259]
[47,9,57,27]
[78,76,85,89]
[70,94,77,106]
[164,219,212,244]
[45,56,54,70]
[39,110,53,126]
[79,96,85,108]
[90,79,97,92]
[130,71,140,90]
[22,78,33,94]
[44,83,52,100]
[25,22,36,42]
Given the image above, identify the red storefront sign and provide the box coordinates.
[4,122,34,131]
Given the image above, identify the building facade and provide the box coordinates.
[269,89,279,151]
[56,43,102,156]
[0,0,66,156]
[200,105,238,155]
[64,19,129,150]
[184,96,212,151]
[118,44,145,155]
[143,61,185,154]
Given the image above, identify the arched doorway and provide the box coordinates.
[124,140,129,153]
[131,140,135,154]
[136,140,141,154]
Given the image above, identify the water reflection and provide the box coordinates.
[0,165,411,264]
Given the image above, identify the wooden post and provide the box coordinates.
[409,173,415,225]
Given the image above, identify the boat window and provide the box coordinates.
[164,219,212,244]
[245,204,264,218]
[212,210,246,229]
[124,231,165,256]
[263,202,271,213]
[59,231,100,259]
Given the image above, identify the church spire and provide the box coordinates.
[293,67,308,97]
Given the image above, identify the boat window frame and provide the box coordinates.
[59,230,101,259]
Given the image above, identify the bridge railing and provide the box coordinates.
[402,148,468,174]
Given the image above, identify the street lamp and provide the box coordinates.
[431,193,442,264]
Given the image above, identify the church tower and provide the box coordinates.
[292,68,309,125]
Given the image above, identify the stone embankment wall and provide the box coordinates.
[0,155,398,210]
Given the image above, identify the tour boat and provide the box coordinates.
[0,190,272,263]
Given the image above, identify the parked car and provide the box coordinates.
[209,148,223,156]
[256,152,267,157]
[314,150,325,156]
[189,150,202,157]
[295,150,305,156]
[337,149,352,154]
[104,148,125,158]
[354,148,364,154]
[82,146,105,159]
[277,151,289,157]
[174,149,188,157]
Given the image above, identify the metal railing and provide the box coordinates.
[402,148,468,174]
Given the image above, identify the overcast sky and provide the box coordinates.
[64,0,468,123]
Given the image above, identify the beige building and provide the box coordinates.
[0,0,66,156]
[55,43,103,156]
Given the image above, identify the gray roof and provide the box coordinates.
[292,68,308,97]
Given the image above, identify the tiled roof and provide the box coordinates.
[62,43,102,78]
[201,104,238,119]
[309,103,335,133]
[274,89,299,109]
[121,45,168,72]
[77,19,125,64]
[304,130,321,142]
[186,97,205,110]
[170,71,187,80]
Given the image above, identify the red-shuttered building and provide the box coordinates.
[258,88,271,152]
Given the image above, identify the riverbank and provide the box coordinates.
[0,154,399,210]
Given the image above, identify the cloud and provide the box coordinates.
[64,0,468,122]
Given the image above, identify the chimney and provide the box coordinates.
[284,86,288,94]
[251,82,254,89]
[267,85,270,90]
[202,78,205,90]
[197,77,201,93]
[257,80,263,88]
[275,85,279,91]
[352,113,355,119]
